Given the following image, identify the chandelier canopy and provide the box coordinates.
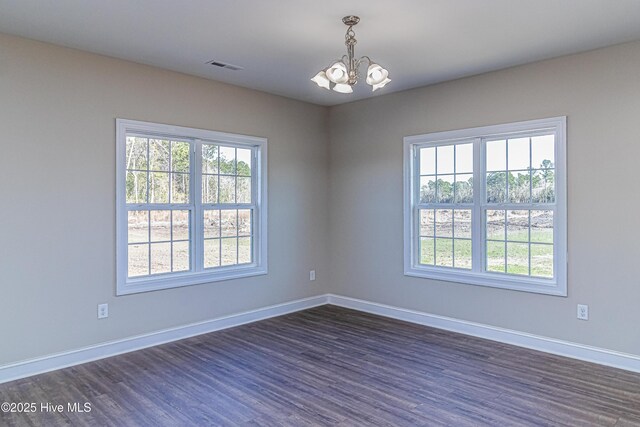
[311,16,390,94]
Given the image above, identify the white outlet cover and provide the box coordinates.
[577,304,589,320]
[98,303,109,319]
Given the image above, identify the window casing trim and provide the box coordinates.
[116,119,268,296]
[403,117,567,296]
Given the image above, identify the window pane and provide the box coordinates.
[507,210,529,242]
[420,147,436,175]
[219,176,235,203]
[435,209,453,237]
[436,175,454,203]
[531,244,553,278]
[150,242,171,275]
[202,145,219,174]
[455,143,473,173]
[126,171,147,204]
[237,177,251,204]
[531,210,553,243]
[150,210,171,242]
[149,139,170,171]
[486,241,505,273]
[172,241,190,272]
[128,244,149,277]
[237,148,252,176]
[435,238,453,267]
[171,141,190,172]
[238,209,252,236]
[453,209,471,239]
[126,137,148,170]
[420,176,436,203]
[531,135,555,169]
[172,210,190,241]
[419,209,435,237]
[508,137,530,170]
[454,174,473,203]
[420,237,434,265]
[219,146,236,175]
[202,175,218,204]
[453,239,472,269]
[221,210,237,237]
[204,210,220,238]
[149,172,169,204]
[532,169,555,203]
[128,210,148,244]
[486,140,506,171]
[171,173,189,203]
[238,237,252,264]
[437,145,454,174]
[508,171,530,203]
[486,172,506,203]
[486,210,505,240]
[506,242,529,275]
[221,238,238,266]
[204,239,220,268]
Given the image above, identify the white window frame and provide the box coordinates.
[116,119,268,295]
[403,117,567,296]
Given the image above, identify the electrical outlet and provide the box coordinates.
[309,270,316,281]
[98,303,109,319]
[577,304,588,320]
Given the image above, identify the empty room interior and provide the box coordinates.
[2,0,640,425]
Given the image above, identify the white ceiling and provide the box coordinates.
[1,0,640,106]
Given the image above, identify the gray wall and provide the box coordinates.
[328,40,640,355]
[0,33,329,365]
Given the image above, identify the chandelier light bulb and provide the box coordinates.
[366,63,389,86]
[326,61,349,84]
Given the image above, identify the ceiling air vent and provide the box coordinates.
[206,60,244,71]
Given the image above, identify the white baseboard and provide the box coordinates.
[327,294,640,373]
[0,295,328,384]
[3,293,639,385]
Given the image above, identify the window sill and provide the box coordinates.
[117,265,267,296]
[404,266,566,296]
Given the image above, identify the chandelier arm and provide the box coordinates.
[359,56,372,66]
[356,56,371,69]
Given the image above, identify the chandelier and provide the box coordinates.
[311,16,390,94]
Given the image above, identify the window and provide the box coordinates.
[116,119,267,295]
[404,117,566,295]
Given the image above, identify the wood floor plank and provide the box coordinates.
[1,305,639,426]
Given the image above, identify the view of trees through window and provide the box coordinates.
[124,137,254,278]
[125,137,190,204]
[418,143,474,269]
[485,135,555,204]
[484,135,555,278]
[201,143,253,269]
[417,134,555,278]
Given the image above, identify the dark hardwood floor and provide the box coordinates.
[1,305,640,426]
